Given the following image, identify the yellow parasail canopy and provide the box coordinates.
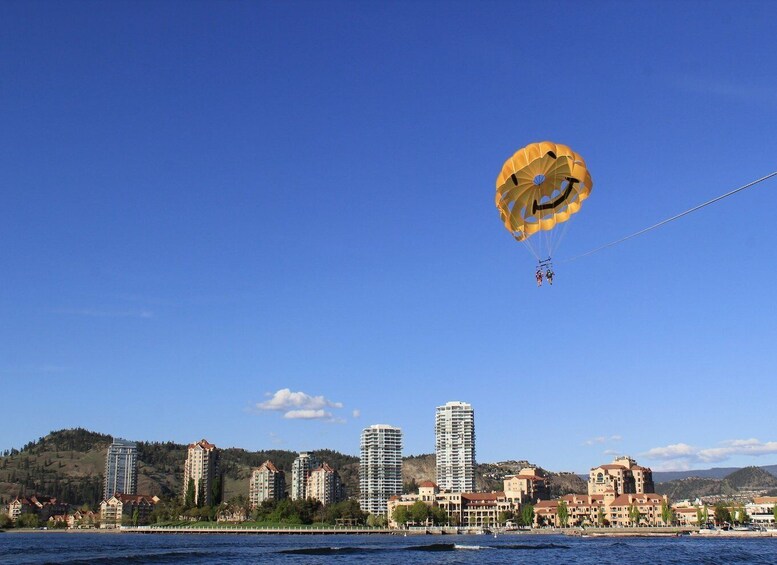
[495,141,593,244]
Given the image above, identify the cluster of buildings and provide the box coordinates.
[359,402,777,531]
[4,402,777,531]
[359,401,478,516]
[100,439,159,528]
[248,454,345,507]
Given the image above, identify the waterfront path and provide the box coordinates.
[127,525,393,535]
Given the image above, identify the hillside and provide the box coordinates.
[655,466,777,501]
[0,428,111,507]
[0,430,359,507]
[400,456,586,497]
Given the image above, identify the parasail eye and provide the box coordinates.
[545,151,557,159]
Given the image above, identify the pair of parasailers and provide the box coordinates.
[535,267,554,286]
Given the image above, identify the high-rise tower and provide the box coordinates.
[435,401,476,492]
[291,452,320,500]
[183,439,221,507]
[249,460,285,507]
[359,424,402,515]
[103,438,137,499]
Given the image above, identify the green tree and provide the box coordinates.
[367,513,388,527]
[184,478,195,509]
[16,513,40,528]
[132,508,139,527]
[409,501,431,525]
[430,506,448,525]
[402,478,419,494]
[628,503,642,527]
[497,510,513,526]
[557,500,569,527]
[661,500,675,526]
[713,503,730,526]
[597,506,606,527]
[696,505,709,527]
[0,514,14,529]
[196,481,205,508]
[521,503,535,528]
[211,475,222,506]
[392,506,409,526]
[773,503,777,523]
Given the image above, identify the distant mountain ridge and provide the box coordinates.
[655,466,777,501]
[652,465,777,483]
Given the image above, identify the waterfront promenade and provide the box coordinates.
[129,525,393,535]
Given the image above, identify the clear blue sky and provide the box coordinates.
[2,0,776,473]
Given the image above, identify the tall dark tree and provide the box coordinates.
[184,478,196,509]
[521,503,535,528]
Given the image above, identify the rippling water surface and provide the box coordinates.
[1,533,775,564]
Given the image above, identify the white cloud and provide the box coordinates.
[698,439,777,463]
[352,409,361,418]
[284,409,331,420]
[583,434,622,446]
[258,388,343,412]
[641,438,777,470]
[256,388,345,422]
[642,443,697,460]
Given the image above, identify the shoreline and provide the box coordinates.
[3,526,776,538]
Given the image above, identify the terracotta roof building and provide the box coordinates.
[183,439,221,507]
[307,462,345,506]
[249,460,286,507]
[588,456,654,496]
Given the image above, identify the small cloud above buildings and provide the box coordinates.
[284,409,330,420]
[352,409,361,418]
[583,434,622,446]
[256,388,345,422]
[642,438,777,470]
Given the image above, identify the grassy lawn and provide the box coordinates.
[151,521,360,529]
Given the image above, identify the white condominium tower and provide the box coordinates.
[103,438,137,499]
[359,424,402,516]
[435,401,476,492]
[291,452,320,500]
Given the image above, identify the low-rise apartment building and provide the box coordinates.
[387,481,519,528]
[99,494,160,528]
[534,492,669,527]
[7,496,69,523]
[746,496,777,528]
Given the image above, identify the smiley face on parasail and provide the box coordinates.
[495,141,593,285]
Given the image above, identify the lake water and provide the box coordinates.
[1,532,775,564]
